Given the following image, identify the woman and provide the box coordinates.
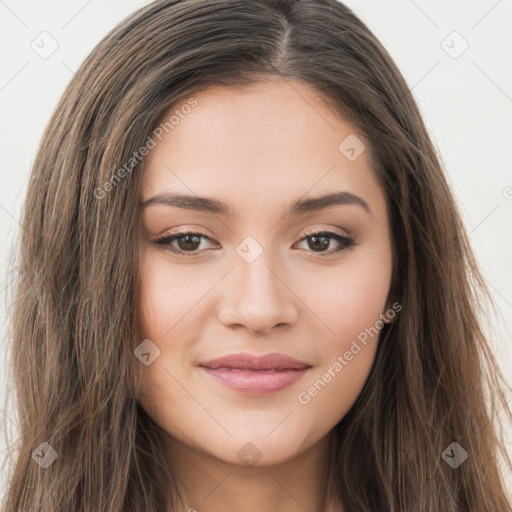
[2,0,511,510]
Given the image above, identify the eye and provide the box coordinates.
[294,229,356,255]
[153,229,356,258]
[153,231,217,258]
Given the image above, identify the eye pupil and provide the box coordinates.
[308,235,329,252]
[178,234,201,251]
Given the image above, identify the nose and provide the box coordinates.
[217,253,299,335]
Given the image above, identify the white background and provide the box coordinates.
[1,0,511,498]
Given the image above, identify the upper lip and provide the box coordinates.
[199,352,311,371]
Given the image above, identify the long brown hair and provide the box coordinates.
[2,0,511,510]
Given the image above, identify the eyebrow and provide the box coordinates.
[141,191,371,217]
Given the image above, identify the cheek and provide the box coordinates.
[137,254,200,339]
[134,257,192,434]
[292,245,391,405]
[294,245,392,346]
[293,274,388,420]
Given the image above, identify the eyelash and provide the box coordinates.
[153,229,356,259]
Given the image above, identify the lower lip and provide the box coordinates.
[200,367,310,395]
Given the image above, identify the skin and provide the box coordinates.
[136,77,394,512]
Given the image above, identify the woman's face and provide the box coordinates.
[136,78,394,467]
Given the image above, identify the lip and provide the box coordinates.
[198,352,312,395]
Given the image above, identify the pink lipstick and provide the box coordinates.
[198,352,311,395]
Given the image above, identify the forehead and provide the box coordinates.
[140,78,385,217]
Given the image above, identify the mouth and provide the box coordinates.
[198,352,312,395]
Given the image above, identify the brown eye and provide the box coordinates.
[153,232,215,257]
[172,233,202,251]
[153,229,356,259]
[295,230,356,254]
